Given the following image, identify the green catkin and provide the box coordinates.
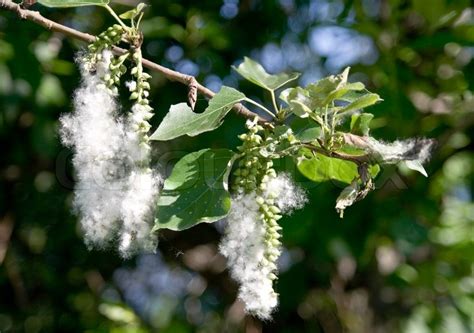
[127,46,154,167]
[84,24,125,69]
[84,27,154,168]
[232,118,283,285]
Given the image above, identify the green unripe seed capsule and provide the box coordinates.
[270,206,281,214]
[268,254,278,262]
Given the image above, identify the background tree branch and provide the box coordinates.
[0,0,374,159]
[0,0,263,122]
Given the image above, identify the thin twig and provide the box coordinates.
[0,0,265,122]
[0,0,374,155]
[303,144,371,165]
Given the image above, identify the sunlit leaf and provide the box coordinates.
[339,93,382,114]
[233,57,300,91]
[119,3,147,19]
[289,100,312,118]
[322,82,365,106]
[297,152,358,184]
[335,181,359,218]
[150,86,246,141]
[405,160,428,177]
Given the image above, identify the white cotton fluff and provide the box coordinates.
[119,169,160,258]
[59,52,160,257]
[60,57,126,247]
[264,173,308,214]
[219,193,278,320]
[366,137,435,164]
[220,174,307,319]
[125,80,137,92]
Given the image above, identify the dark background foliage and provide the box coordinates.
[0,0,473,332]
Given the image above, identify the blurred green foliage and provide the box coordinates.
[0,0,473,332]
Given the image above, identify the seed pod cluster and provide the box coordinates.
[83,25,125,71]
[127,47,154,164]
[232,118,283,291]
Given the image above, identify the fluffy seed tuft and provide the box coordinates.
[59,52,159,258]
[264,173,308,214]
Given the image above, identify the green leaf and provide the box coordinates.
[150,86,246,141]
[280,68,364,114]
[405,160,428,177]
[280,87,315,117]
[119,3,147,19]
[335,181,360,218]
[297,152,358,184]
[339,93,382,114]
[233,57,300,91]
[154,149,235,231]
[350,113,374,136]
[289,100,312,118]
[38,0,108,7]
[322,82,365,106]
[303,68,351,107]
[369,164,381,178]
[291,118,321,143]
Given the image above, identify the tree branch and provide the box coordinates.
[303,144,371,166]
[1,0,375,156]
[0,0,264,122]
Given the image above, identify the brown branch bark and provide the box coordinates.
[0,0,264,122]
[0,0,374,157]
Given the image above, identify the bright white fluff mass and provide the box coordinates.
[366,137,435,165]
[119,169,160,258]
[59,52,159,258]
[219,193,278,320]
[219,174,307,319]
[265,173,308,214]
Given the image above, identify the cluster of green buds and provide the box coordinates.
[233,118,283,283]
[82,21,154,166]
[83,24,125,70]
[257,171,283,281]
[127,47,154,166]
[103,53,129,94]
[129,47,151,105]
[233,119,267,193]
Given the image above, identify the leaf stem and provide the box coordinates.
[245,98,275,119]
[104,4,128,30]
[270,90,279,115]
